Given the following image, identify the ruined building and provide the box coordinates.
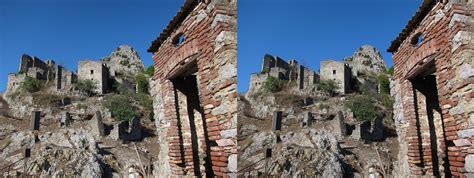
[78,61,110,94]
[389,0,473,177]
[147,0,237,177]
[249,54,356,95]
[6,54,77,93]
[248,54,320,94]
[320,60,351,94]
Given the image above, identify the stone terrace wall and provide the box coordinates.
[390,1,473,177]
[150,0,237,177]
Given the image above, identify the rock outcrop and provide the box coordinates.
[102,45,145,77]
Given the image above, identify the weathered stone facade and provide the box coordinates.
[389,0,473,177]
[249,54,319,94]
[6,54,77,94]
[78,61,109,94]
[320,60,351,94]
[148,0,237,176]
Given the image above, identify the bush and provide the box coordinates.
[104,95,139,122]
[345,95,379,121]
[20,76,42,93]
[377,74,390,94]
[32,92,62,107]
[74,79,97,96]
[135,73,149,94]
[318,79,339,96]
[262,76,284,93]
[387,66,394,75]
[120,60,129,66]
[377,93,394,110]
[145,65,155,76]
[135,93,153,110]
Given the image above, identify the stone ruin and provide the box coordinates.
[388,0,474,177]
[147,0,237,176]
[248,54,320,94]
[247,54,373,95]
[5,45,144,96]
[320,60,352,94]
[6,54,77,94]
[110,117,142,142]
[78,61,110,94]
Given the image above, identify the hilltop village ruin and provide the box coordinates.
[389,0,473,177]
[239,44,393,177]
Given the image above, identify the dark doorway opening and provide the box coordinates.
[171,67,213,177]
[411,70,450,177]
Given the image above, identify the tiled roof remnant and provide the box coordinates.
[147,0,198,53]
[387,0,436,53]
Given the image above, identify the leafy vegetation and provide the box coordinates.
[318,79,339,96]
[377,74,390,94]
[345,95,379,121]
[74,79,97,96]
[387,66,394,75]
[120,60,129,66]
[103,95,139,122]
[20,76,43,93]
[135,73,149,94]
[262,76,286,93]
[145,66,155,76]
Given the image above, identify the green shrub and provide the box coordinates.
[135,93,153,110]
[262,76,284,93]
[74,79,97,96]
[377,74,390,94]
[145,66,155,76]
[377,93,394,110]
[104,95,139,122]
[20,76,42,93]
[135,73,149,94]
[345,95,379,121]
[120,60,129,66]
[387,66,394,75]
[318,79,339,96]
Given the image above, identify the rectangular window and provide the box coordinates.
[333,70,336,75]
[91,70,94,74]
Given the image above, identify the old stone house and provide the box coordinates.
[389,0,473,177]
[147,0,237,177]
[77,61,109,94]
[320,60,351,94]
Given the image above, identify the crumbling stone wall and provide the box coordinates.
[148,0,237,176]
[250,54,319,94]
[320,60,351,94]
[78,61,109,94]
[389,0,473,176]
[6,54,77,94]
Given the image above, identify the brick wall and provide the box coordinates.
[150,0,237,177]
[390,1,473,177]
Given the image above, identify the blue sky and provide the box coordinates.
[0,0,182,92]
[237,0,421,93]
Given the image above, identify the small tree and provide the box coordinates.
[377,74,390,94]
[345,95,379,121]
[104,95,139,122]
[387,66,394,75]
[135,73,149,94]
[145,66,155,76]
[262,76,282,93]
[74,79,97,96]
[20,76,43,93]
[318,79,339,96]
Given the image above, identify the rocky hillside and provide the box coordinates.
[0,45,157,177]
[238,45,397,177]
